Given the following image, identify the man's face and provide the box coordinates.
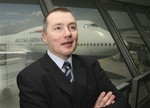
[42,11,78,60]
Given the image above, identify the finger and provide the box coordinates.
[104,94,115,107]
[94,92,106,108]
[112,100,115,104]
[97,92,106,103]
[99,91,113,107]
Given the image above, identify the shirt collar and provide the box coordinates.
[47,50,72,69]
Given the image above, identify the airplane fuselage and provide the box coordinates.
[0,20,119,57]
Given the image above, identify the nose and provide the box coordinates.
[64,27,71,38]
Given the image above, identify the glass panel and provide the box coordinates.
[132,6,150,72]
[137,13,150,37]
[0,2,43,108]
[52,0,131,86]
[134,7,150,38]
[103,3,150,73]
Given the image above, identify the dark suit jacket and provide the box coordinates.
[17,53,131,108]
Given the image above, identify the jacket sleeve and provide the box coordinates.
[17,71,51,108]
[93,61,131,108]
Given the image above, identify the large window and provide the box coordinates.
[0,0,149,108]
[0,1,43,108]
[102,2,150,73]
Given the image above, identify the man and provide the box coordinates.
[17,7,131,108]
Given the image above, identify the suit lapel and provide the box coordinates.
[72,55,87,101]
[40,54,74,98]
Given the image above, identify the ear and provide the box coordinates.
[42,32,48,44]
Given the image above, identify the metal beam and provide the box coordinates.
[94,0,140,77]
[38,0,54,17]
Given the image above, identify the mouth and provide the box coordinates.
[62,41,73,46]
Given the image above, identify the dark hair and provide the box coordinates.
[43,7,72,33]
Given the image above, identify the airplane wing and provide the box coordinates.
[126,36,144,45]
[121,31,144,45]
[0,51,27,54]
[0,48,33,55]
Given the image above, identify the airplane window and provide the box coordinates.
[97,43,99,46]
[105,43,107,46]
[91,24,99,27]
[83,24,99,28]
[84,24,91,28]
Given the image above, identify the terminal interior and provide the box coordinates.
[0,0,150,108]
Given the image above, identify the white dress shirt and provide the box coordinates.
[47,50,74,82]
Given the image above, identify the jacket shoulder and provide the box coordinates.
[17,58,43,77]
[73,54,98,65]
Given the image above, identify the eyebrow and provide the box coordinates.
[52,23,63,27]
[69,22,77,26]
[52,22,77,27]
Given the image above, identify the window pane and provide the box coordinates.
[104,3,150,73]
[132,6,150,72]
[0,1,43,108]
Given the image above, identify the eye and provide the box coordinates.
[69,25,77,31]
[54,26,63,32]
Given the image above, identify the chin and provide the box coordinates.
[64,50,74,56]
[63,47,76,55]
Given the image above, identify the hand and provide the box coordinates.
[93,91,115,108]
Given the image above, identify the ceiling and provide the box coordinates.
[1,0,150,7]
[115,0,150,6]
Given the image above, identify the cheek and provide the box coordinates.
[76,36,78,41]
[73,33,78,41]
[46,33,58,42]
[48,36,61,47]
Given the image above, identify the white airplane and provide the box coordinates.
[0,20,119,59]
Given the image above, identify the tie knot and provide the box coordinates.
[63,61,71,69]
[62,61,73,82]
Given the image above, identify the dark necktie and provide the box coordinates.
[62,61,73,82]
